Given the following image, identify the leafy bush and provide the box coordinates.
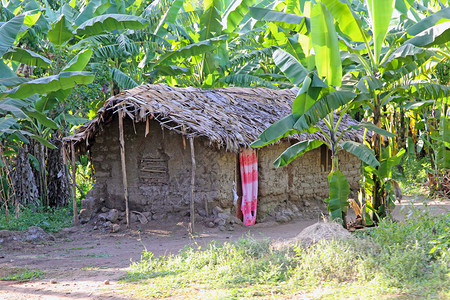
[0,206,73,232]
[399,155,430,194]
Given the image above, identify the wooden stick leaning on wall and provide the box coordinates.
[118,109,130,228]
[71,141,78,225]
[189,137,196,234]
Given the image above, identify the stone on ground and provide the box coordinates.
[273,221,350,249]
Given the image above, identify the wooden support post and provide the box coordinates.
[235,153,243,220]
[71,141,78,225]
[189,137,196,234]
[118,109,130,228]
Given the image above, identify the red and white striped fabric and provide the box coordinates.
[239,148,258,226]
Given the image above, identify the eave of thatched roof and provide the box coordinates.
[64,84,366,153]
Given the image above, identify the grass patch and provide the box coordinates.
[122,212,449,299]
[0,267,44,282]
[81,265,109,270]
[399,155,430,196]
[84,253,113,258]
[0,206,72,232]
[57,246,95,253]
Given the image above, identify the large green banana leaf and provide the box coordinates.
[285,0,301,14]
[62,49,93,72]
[155,65,191,76]
[74,0,111,26]
[407,7,450,36]
[310,1,342,86]
[325,169,350,221]
[0,76,29,87]
[404,82,450,101]
[340,141,379,168]
[293,90,355,131]
[268,24,306,66]
[3,47,51,67]
[0,61,15,79]
[292,76,314,115]
[111,67,138,90]
[47,15,74,45]
[408,22,450,47]
[25,110,58,129]
[367,0,394,65]
[75,14,148,36]
[223,0,255,33]
[200,0,222,40]
[219,74,277,88]
[322,0,366,42]
[0,71,94,100]
[437,116,450,169]
[249,6,310,33]
[251,114,300,148]
[274,139,324,167]
[381,44,435,71]
[0,98,29,118]
[272,48,308,86]
[378,148,405,180]
[154,37,227,66]
[0,14,24,57]
[0,116,18,132]
[154,0,184,37]
[350,121,396,137]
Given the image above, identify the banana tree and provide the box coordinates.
[251,0,449,224]
[138,0,285,88]
[0,8,96,210]
[251,2,380,225]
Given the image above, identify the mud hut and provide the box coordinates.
[65,84,365,227]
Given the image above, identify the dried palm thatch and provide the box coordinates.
[65,84,366,153]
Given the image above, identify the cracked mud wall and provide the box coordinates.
[88,117,235,217]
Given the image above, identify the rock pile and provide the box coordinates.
[203,206,243,231]
[273,202,302,223]
[0,226,55,247]
[89,207,161,232]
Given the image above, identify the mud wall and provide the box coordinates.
[88,118,361,220]
[89,117,235,218]
[257,142,360,219]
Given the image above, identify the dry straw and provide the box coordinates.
[64,84,366,153]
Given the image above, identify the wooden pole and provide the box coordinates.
[235,153,243,220]
[189,137,196,234]
[118,109,130,228]
[71,141,78,225]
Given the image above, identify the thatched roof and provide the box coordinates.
[65,84,366,153]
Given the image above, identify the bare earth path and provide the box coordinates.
[0,196,448,299]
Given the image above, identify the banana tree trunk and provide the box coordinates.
[372,94,384,221]
[12,144,39,207]
[47,137,70,207]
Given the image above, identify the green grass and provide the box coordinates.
[0,206,73,232]
[122,212,450,299]
[399,155,430,196]
[0,268,44,282]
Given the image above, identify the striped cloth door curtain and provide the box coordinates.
[239,148,258,226]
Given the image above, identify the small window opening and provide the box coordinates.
[320,145,332,172]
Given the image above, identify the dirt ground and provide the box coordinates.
[0,196,448,300]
